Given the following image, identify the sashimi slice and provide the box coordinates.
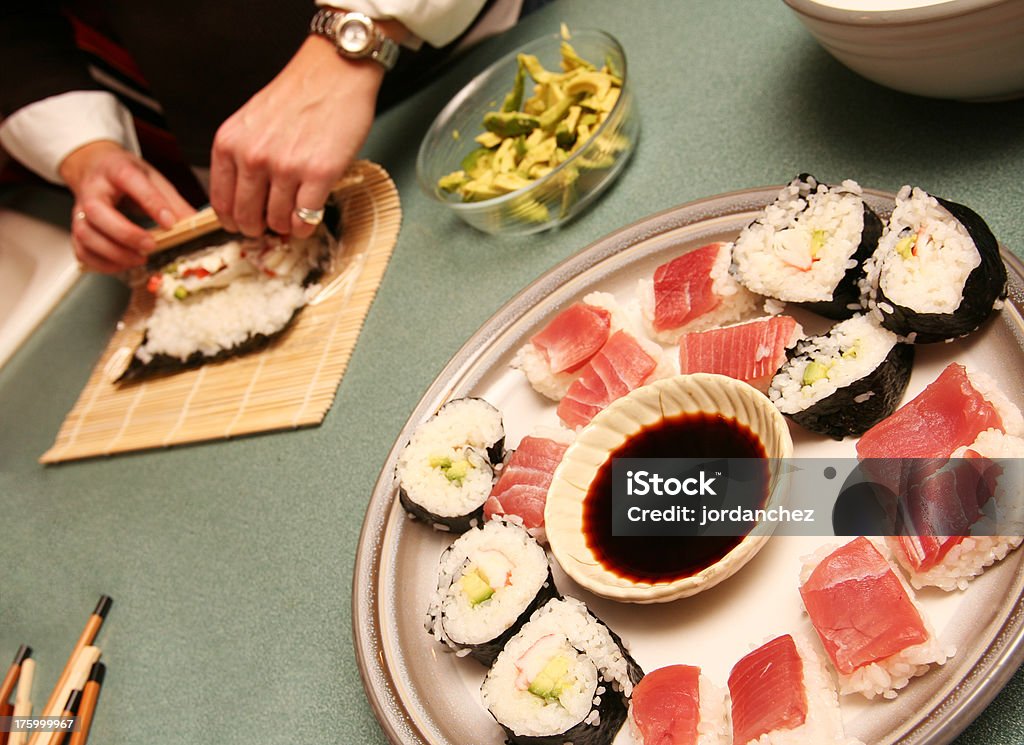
[728,635,807,745]
[652,243,722,332]
[799,537,928,676]
[629,665,701,745]
[530,302,612,374]
[856,363,1005,460]
[484,433,571,538]
[557,330,659,429]
[678,315,801,392]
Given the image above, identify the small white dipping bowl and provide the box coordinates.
[545,374,794,604]
[783,0,1024,101]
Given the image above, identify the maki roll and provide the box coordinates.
[481,596,643,745]
[426,518,559,665]
[769,315,913,440]
[862,186,1007,343]
[396,398,505,532]
[731,174,882,319]
[119,232,329,381]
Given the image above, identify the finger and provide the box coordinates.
[81,199,158,255]
[266,174,300,236]
[108,162,180,229]
[233,167,270,237]
[291,179,334,239]
[71,215,146,271]
[147,168,197,221]
[209,142,239,234]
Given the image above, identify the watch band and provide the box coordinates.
[310,9,400,71]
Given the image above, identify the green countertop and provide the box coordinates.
[2,1,1024,743]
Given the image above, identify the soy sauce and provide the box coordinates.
[583,411,768,583]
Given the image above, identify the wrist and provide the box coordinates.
[58,140,126,190]
[309,8,405,71]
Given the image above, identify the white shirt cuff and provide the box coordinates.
[0,91,140,185]
[316,0,488,48]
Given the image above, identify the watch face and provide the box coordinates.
[338,18,371,55]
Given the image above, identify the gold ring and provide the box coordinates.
[295,206,325,226]
[74,210,87,222]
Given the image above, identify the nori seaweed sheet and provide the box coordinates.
[491,603,644,745]
[786,342,915,440]
[430,567,560,667]
[799,202,883,320]
[874,197,1007,343]
[398,474,491,534]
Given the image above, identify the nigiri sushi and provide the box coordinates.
[484,427,574,542]
[512,292,627,400]
[728,634,859,745]
[638,242,764,344]
[799,537,953,699]
[731,174,882,320]
[628,664,729,745]
[557,329,667,429]
[861,186,1006,343]
[678,315,801,393]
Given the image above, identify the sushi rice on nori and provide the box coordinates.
[731,174,883,320]
[119,230,330,381]
[396,398,505,532]
[481,596,643,745]
[426,517,559,665]
[861,185,1007,343]
[769,314,914,439]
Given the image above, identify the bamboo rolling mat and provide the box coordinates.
[41,160,401,463]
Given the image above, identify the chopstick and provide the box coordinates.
[47,691,80,745]
[0,646,31,707]
[147,171,366,252]
[66,664,103,745]
[27,597,110,745]
[8,658,36,745]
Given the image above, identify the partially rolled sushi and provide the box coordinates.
[731,174,882,319]
[862,186,1007,343]
[426,518,559,665]
[769,314,913,440]
[481,596,643,745]
[396,398,505,532]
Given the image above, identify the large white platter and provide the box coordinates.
[353,187,1024,745]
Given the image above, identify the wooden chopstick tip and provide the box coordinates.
[12,647,32,667]
[86,663,105,687]
[92,597,112,621]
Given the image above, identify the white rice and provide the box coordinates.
[799,540,954,700]
[732,177,868,303]
[863,185,980,315]
[735,634,862,745]
[136,276,311,363]
[427,518,551,648]
[769,314,899,414]
[628,670,730,745]
[481,597,636,737]
[638,242,765,345]
[966,369,1024,436]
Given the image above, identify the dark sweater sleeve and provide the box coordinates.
[0,4,101,116]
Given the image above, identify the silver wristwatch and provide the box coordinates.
[310,9,400,71]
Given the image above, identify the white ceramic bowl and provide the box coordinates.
[782,0,1024,101]
[545,374,794,604]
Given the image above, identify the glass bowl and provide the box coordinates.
[416,29,639,235]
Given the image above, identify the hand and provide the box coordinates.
[60,141,196,273]
[209,34,389,239]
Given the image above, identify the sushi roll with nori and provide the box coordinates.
[862,186,1007,343]
[731,174,883,320]
[396,398,505,532]
[769,314,913,440]
[426,518,559,665]
[481,596,643,745]
[119,231,330,381]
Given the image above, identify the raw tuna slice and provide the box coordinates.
[678,315,801,392]
[531,302,612,374]
[799,537,950,699]
[484,431,572,540]
[856,363,1006,460]
[728,635,807,745]
[640,242,765,344]
[629,663,733,745]
[557,330,660,429]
